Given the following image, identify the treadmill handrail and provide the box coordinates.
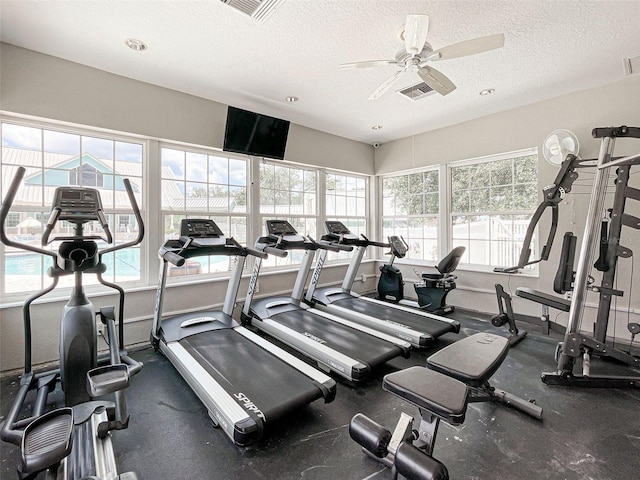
[162,251,186,266]
[255,233,320,252]
[316,238,353,253]
[262,246,288,257]
[160,235,257,261]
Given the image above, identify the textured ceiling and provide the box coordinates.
[1,0,639,145]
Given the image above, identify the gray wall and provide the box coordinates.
[375,75,640,340]
[0,43,374,174]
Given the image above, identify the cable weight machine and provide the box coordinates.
[542,125,640,388]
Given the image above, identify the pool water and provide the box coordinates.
[4,249,143,277]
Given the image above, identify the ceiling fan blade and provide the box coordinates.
[404,14,429,55]
[431,33,505,61]
[338,60,397,70]
[368,69,406,100]
[417,66,456,96]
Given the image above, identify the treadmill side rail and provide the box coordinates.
[235,326,337,401]
[253,317,371,381]
[163,342,260,445]
[361,296,460,327]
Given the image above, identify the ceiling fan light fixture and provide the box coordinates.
[125,38,147,51]
[479,88,495,96]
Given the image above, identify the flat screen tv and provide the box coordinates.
[223,106,290,160]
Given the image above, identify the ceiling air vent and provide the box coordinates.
[220,0,286,23]
[397,82,435,101]
[623,55,640,75]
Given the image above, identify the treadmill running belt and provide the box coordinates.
[271,310,403,368]
[335,297,455,338]
[180,329,323,422]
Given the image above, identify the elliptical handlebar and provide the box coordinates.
[0,167,56,259]
[100,178,144,256]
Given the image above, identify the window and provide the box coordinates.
[325,172,368,261]
[161,146,248,277]
[1,121,144,295]
[70,163,104,187]
[381,170,439,262]
[259,161,317,267]
[450,150,538,268]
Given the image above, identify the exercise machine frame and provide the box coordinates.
[0,166,144,479]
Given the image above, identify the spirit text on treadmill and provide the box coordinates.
[234,392,266,420]
[303,332,327,344]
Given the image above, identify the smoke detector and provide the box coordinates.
[220,0,286,23]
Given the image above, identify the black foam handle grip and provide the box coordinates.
[163,251,185,267]
[349,414,391,458]
[263,246,288,258]
[245,247,268,259]
[395,442,449,480]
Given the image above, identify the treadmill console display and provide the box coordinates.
[53,187,103,221]
[325,221,350,235]
[266,220,298,236]
[181,219,224,238]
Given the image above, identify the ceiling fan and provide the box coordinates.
[339,15,505,100]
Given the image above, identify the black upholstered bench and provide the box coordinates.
[349,333,543,479]
[428,332,543,419]
[350,367,469,480]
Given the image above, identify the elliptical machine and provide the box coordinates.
[0,166,144,479]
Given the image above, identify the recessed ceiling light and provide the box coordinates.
[479,88,495,96]
[372,125,383,130]
[125,38,147,51]
[285,96,299,103]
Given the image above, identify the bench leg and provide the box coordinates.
[350,412,450,480]
[492,388,543,420]
[492,284,528,346]
[467,382,543,420]
[414,410,439,456]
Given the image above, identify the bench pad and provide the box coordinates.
[427,333,509,387]
[383,366,469,425]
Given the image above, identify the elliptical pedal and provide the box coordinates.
[21,408,74,477]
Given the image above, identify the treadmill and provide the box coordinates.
[241,220,411,382]
[304,221,460,348]
[151,219,336,446]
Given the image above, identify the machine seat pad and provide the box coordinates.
[427,333,509,387]
[421,272,445,280]
[383,366,469,425]
[516,288,571,312]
